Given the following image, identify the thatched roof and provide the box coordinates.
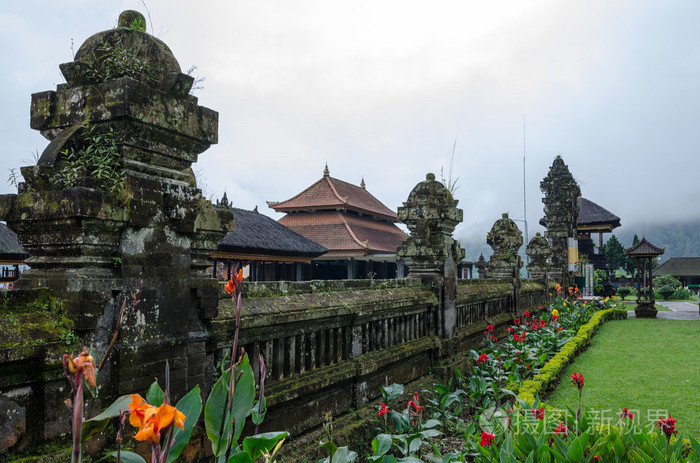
[214,208,327,262]
[653,257,700,277]
[0,222,29,262]
[577,197,621,230]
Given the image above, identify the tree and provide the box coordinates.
[624,234,640,277]
[604,234,627,271]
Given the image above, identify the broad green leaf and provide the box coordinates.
[227,452,253,463]
[241,431,288,461]
[205,354,256,456]
[205,369,233,455]
[146,380,165,407]
[382,383,404,403]
[167,385,202,463]
[320,439,338,457]
[96,450,147,463]
[567,436,584,462]
[331,446,358,463]
[396,457,422,463]
[371,434,392,456]
[82,395,132,443]
[422,419,442,429]
[407,436,422,455]
[251,396,266,426]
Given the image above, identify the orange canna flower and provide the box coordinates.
[224,276,235,295]
[129,398,186,444]
[72,350,97,387]
[225,269,245,295]
[128,394,156,429]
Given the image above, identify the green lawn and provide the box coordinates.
[544,318,700,438]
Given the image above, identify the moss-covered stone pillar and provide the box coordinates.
[0,11,232,401]
[526,232,551,280]
[540,156,580,286]
[397,173,464,340]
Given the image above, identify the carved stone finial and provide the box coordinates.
[118,10,146,31]
[397,173,464,277]
[526,232,551,279]
[486,212,523,279]
[360,178,365,189]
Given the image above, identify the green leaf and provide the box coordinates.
[382,383,404,403]
[226,452,252,463]
[146,380,165,407]
[82,395,132,443]
[206,370,233,455]
[320,439,338,457]
[567,436,584,462]
[204,354,256,456]
[422,419,442,429]
[331,447,358,463]
[96,451,147,463]
[371,434,392,456]
[251,396,266,426]
[167,385,202,463]
[241,431,288,461]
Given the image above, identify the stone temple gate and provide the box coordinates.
[0,10,232,402]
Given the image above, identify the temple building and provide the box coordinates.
[268,165,407,279]
[576,196,621,270]
[210,194,327,282]
[0,222,29,287]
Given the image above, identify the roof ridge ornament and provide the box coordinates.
[323,163,330,177]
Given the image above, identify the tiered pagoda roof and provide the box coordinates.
[626,237,665,258]
[269,166,406,258]
[269,165,398,221]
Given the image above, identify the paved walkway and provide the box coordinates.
[627,300,700,320]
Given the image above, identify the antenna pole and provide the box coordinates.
[523,115,529,273]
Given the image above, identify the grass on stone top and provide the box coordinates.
[543,318,700,438]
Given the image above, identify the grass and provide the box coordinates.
[543,318,700,438]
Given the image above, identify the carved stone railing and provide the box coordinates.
[207,278,547,437]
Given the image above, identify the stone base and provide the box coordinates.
[634,301,657,318]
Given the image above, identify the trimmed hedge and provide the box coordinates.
[517,308,628,406]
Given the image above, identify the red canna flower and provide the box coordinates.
[486,324,494,332]
[477,353,489,365]
[377,403,389,417]
[531,408,545,420]
[554,422,569,436]
[480,432,495,447]
[514,318,520,325]
[593,456,601,461]
[523,310,530,318]
[571,372,584,389]
[620,408,635,420]
[657,415,678,438]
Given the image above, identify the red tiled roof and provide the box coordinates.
[269,168,398,221]
[279,212,407,256]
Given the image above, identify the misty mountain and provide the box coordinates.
[458,219,700,263]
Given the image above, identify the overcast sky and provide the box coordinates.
[1,1,699,249]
